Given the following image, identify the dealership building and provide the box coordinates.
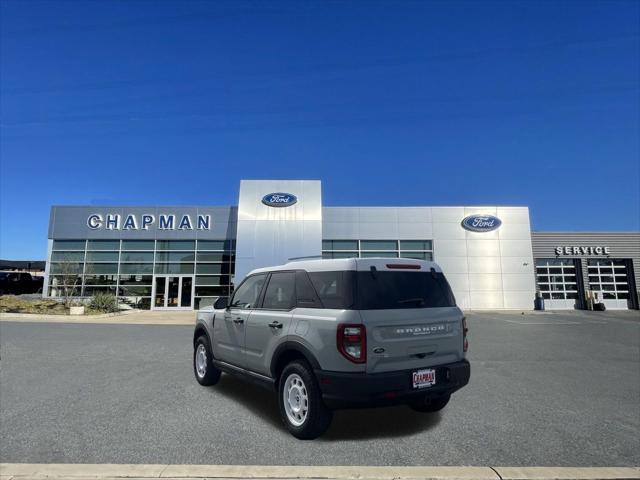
[44,180,640,311]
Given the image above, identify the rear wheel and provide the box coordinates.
[193,335,221,386]
[278,360,332,439]
[409,394,451,412]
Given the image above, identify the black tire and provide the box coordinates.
[278,360,333,440]
[409,394,451,412]
[193,335,221,386]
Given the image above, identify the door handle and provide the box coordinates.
[268,321,283,329]
[233,317,244,324]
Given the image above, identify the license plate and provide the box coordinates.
[412,368,436,389]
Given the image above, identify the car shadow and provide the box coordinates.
[322,407,442,441]
[211,374,442,440]
[211,374,283,429]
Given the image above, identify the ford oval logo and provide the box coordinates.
[261,193,297,207]
[461,214,502,232]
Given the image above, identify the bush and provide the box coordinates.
[89,293,119,313]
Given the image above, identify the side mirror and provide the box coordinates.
[214,296,228,310]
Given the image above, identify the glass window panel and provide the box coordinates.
[551,293,565,299]
[399,240,433,251]
[602,292,616,299]
[86,251,119,262]
[195,297,217,310]
[196,252,226,262]
[565,284,578,291]
[333,240,359,250]
[541,292,551,299]
[49,275,82,290]
[537,276,550,283]
[120,240,155,250]
[322,252,332,259]
[51,251,85,262]
[84,286,117,296]
[618,292,630,299]
[120,297,151,310]
[599,268,613,274]
[197,240,233,251]
[401,252,427,260]
[536,267,548,275]
[538,284,550,291]
[566,292,579,299]
[535,259,550,267]
[551,275,564,283]
[120,251,154,262]
[615,275,628,282]
[590,283,601,290]
[324,251,358,259]
[119,274,153,285]
[119,285,153,296]
[49,262,83,274]
[361,251,399,258]
[196,263,231,274]
[602,284,616,291]
[84,275,118,285]
[84,263,118,274]
[119,263,154,274]
[360,240,397,251]
[322,240,332,250]
[52,240,86,250]
[588,276,600,283]
[155,263,194,274]
[195,275,230,286]
[87,240,120,250]
[155,252,195,262]
[156,240,195,250]
[599,276,614,283]
[196,286,230,297]
[563,275,577,282]
[548,268,562,274]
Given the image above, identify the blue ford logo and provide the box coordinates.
[261,193,297,207]
[461,214,502,232]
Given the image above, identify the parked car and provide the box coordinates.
[0,272,42,295]
[193,258,470,439]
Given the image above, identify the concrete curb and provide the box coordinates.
[1,464,638,480]
[0,312,193,325]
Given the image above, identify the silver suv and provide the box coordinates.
[193,258,470,439]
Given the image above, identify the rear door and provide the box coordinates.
[355,262,464,374]
[213,273,267,368]
[244,271,296,376]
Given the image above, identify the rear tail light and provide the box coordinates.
[337,324,366,364]
[462,316,469,352]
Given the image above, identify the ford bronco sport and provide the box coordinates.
[193,258,470,439]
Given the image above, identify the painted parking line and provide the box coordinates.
[1,464,638,480]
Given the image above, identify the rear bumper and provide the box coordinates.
[315,359,470,409]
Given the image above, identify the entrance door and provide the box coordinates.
[153,276,194,309]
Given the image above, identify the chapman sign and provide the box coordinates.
[87,213,211,231]
[555,246,611,256]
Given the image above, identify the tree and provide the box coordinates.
[51,255,82,308]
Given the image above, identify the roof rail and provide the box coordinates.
[286,255,323,262]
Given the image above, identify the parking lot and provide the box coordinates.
[1,310,638,466]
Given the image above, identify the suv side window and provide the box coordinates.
[295,271,321,308]
[262,272,296,310]
[229,274,267,309]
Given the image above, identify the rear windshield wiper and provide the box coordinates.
[397,297,425,306]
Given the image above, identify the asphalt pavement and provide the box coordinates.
[0,310,638,466]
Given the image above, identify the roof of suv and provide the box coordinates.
[249,257,443,275]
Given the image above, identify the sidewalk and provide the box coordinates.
[0,309,194,325]
[1,464,638,480]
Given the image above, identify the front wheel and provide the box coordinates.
[193,335,221,386]
[278,360,333,439]
[409,394,451,412]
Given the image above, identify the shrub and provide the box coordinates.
[89,293,119,313]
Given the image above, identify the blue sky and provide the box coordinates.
[1,0,638,259]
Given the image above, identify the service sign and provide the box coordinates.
[461,214,502,232]
[261,193,298,207]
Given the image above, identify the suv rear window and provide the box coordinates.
[355,271,456,309]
